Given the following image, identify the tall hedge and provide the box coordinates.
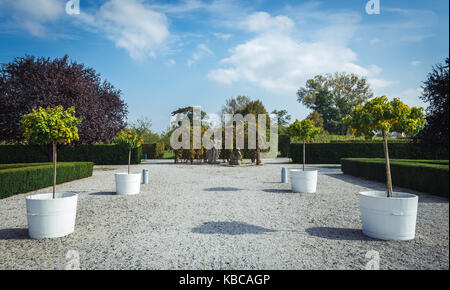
[0,162,93,199]
[341,158,449,197]
[0,145,141,165]
[290,142,448,164]
[142,143,165,159]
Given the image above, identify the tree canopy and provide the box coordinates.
[0,55,127,144]
[417,57,449,149]
[21,106,80,145]
[343,96,426,138]
[288,119,321,143]
[297,72,373,134]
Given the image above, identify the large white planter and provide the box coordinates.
[289,169,318,193]
[26,192,78,239]
[115,173,141,195]
[359,191,419,240]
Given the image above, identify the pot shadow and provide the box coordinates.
[262,189,293,194]
[192,221,277,235]
[0,228,29,240]
[89,191,116,196]
[203,187,242,192]
[305,227,379,241]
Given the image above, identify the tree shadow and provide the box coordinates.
[89,191,116,196]
[192,221,277,235]
[261,189,293,194]
[305,227,379,241]
[0,228,29,240]
[203,187,242,192]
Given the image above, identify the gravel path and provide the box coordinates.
[0,159,448,270]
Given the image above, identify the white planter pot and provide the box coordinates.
[359,191,419,240]
[289,169,318,193]
[26,192,78,239]
[115,173,141,195]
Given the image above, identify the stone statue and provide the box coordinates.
[229,149,242,165]
[207,139,220,164]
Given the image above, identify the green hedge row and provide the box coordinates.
[0,162,94,199]
[0,145,142,165]
[341,158,449,197]
[290,142,449,164]
[142,143,165,159]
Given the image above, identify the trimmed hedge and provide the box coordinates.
[0,145,141,165]
[278,134,290,157]
[341,158,449,197]
[290,142,449,164]
[142,143,165,159]
[0,162,94,199]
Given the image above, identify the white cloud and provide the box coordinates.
[208,11,392,94]
[239,12,294,33]
[187,43,214,66]
[2,0,64,36]
[214,32,232,40]
[411,60,422,66]
[80,0,170,60]
[369,38,380,46]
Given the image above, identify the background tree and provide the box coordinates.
[343,97,426,197]
[417,57,449,150]
[236,99,268,165]
[21,106,80,198]
[271,109,291,126]
[305,110,324,131]
[0,55,127,144]
[221,96,251,117]
[288,119,321,171]
[128,117,160,144]
[297,72,373,134]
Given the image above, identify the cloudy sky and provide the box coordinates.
[0,0,448,133]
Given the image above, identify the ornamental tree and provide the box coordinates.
[113,129,143,174]
[343,96,426,197]
[288,119,321,171]
[21,106,80,199]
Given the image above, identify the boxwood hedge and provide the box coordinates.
[341,158,449,197]
[0,145,141,165]
[0,162,94,199]
[290,142,448,164]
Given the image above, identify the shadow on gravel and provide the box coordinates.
[89,191,116,196]
[324,173,382,189]
[192,221,276,235]
[0,228,29,240]
[203,187,242,192]
[306,227,378,241]
[262,189,293,194]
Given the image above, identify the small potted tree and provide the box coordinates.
[113,129,143,195]
[21,106,81,239]
[288,119,321,193]
[343,96,426,240]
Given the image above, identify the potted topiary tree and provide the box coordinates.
[113,129,143,195]
[287,119,321,193]
[20,106,81,239]
[343,96,426,240]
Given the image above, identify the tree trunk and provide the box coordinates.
[128,149,131,174]
[303,141,305,171]
[382,131,393,197]
[52,141,57,199]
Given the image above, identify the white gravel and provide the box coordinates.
[0,158,448,270]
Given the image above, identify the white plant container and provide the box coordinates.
[115,173,141,195]
[26,192,78,239]
[289,169,318,193]
[359,191,419,240]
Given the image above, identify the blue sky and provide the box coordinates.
[0,0,448,133]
